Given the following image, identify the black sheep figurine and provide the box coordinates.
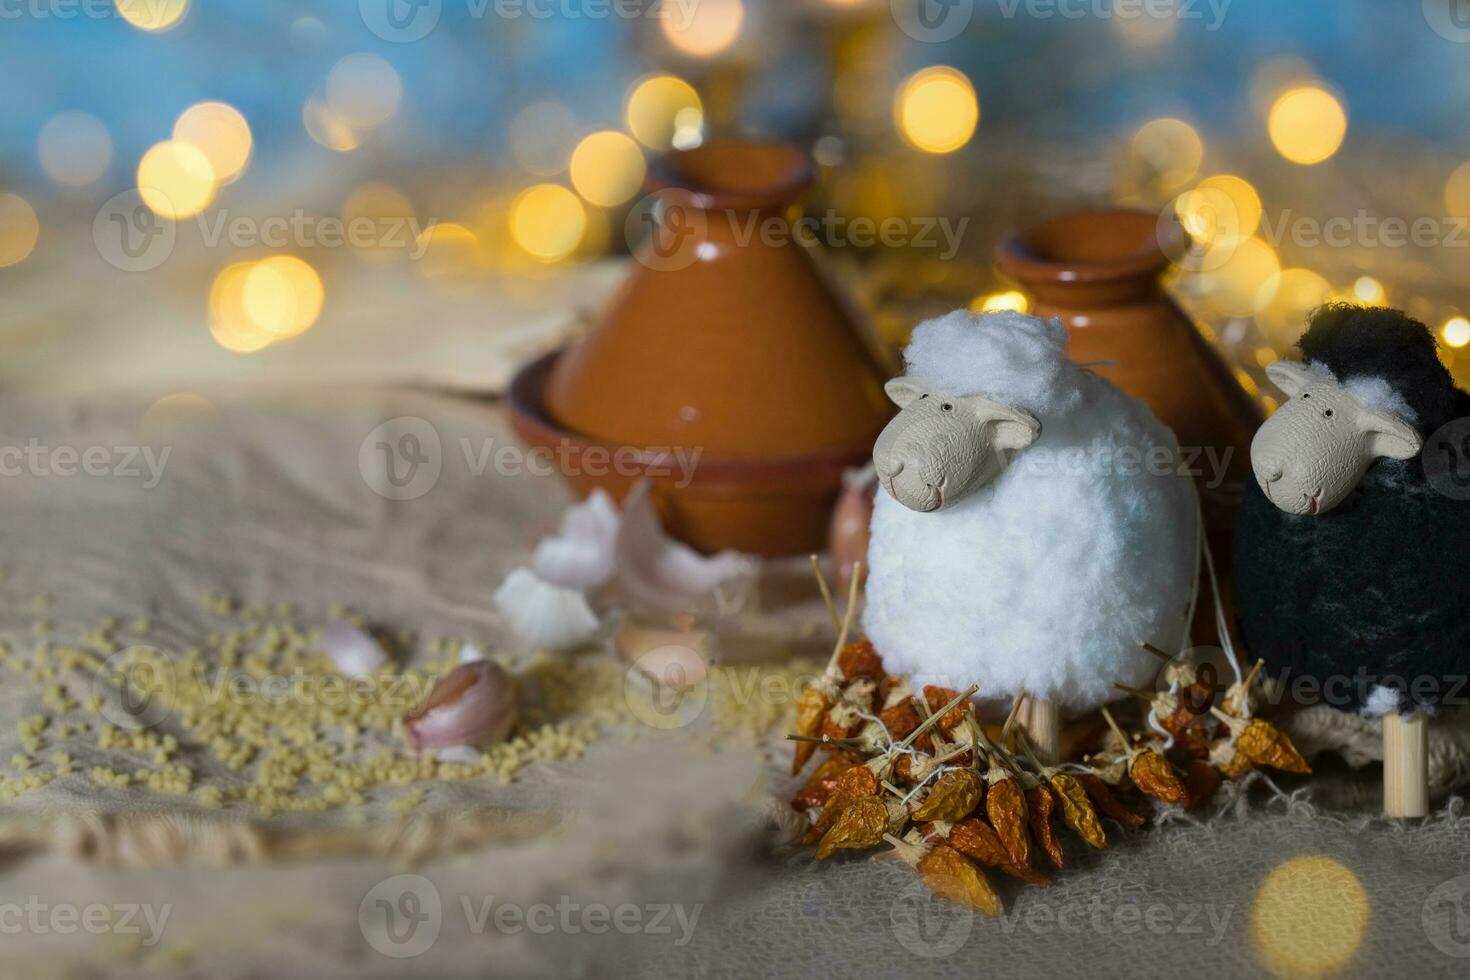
[1233,304,1470,817]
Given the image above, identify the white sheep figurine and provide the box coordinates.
[863,310,1199,753]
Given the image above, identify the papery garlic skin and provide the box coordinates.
[318,621,388,678]
[532,489,621,591]
[404,660,517,752]
[492,568,600,651]
[614,480,757,615]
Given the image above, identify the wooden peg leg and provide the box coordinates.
[1017,697,1062,765]
[1383,711,1428,819]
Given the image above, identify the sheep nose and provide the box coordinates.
[876,457,903,480]
[1259,462,1283,483]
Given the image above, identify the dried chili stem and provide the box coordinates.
[1000,690,1029,745]
[1099,705,1139,761]
[825,560,864,672]
[808,554,842,637]
[1140,641,1175,663]
[896,685,979,751]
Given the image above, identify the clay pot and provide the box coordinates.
[510,140,893,557]
[995,209,1261,544]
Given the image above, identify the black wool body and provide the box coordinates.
[1232,305,1470,715]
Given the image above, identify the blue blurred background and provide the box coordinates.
[3,0,1470,392]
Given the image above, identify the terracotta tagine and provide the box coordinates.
[509,140,894,557]
[996,209,1262,553]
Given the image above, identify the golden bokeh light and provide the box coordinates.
[302,96,362,152]
[1352,276,1385,305]
[896,66,979,155]
[173,102,252,185]
[1198,236,1280,317]
[1255,347,1279,369]
[416,222,481,282]
[208,261,275,353]
[1174,175,1263,262]
[325,53,402,131]
[626,76,704,151]
[342,182,416,262]
[1130,117,1204,191]
[37,112,112,187]
[510,101,578,176]
[1252,856,1368,979]
[1268,86,1347,165]
[115,0,188,31]
[136,140,216,220]
[1255,267,1332,346]
[509,184,586,262]
[241,255,324,338]
[1443,316,1470,349]
[569,131,646,208]
[973,290,1029,313]
[0,193,40,268]
[1443,161,1470,220]
[661,0,744,57]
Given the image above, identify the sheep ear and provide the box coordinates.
[977,402,1041,452]
[885,378,925,408]
[1357,408,1423,461]
[1265,359,1318,397]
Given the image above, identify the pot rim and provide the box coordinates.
[646,139,816,213]
[506,350,878,490]
[995,208,1185,285]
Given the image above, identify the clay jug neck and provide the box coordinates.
[647,139,815,214]
[995,209,1181,308]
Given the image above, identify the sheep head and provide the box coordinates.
[873,378,1041,513]
[1251,359,1423,516]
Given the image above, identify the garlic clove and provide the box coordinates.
[614,620,714,693]
[613,480,758,615]
[318,621,389,678]
[404,660,517,753]
[492,568,601,651]
[532,489,621,591]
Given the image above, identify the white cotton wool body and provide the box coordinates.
[863,310,1198,713]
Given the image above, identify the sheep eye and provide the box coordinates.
[941,403,953,412]
[920,394,928,399]
[1301,392,1311,399]
[1324,409,1333,417]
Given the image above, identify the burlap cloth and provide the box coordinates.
[2,382,1469,979]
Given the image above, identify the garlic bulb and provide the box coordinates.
[614,480,757,615]
[403,660,517,752]
[532,489,620,590]
[492,568,601,651]
[318,621,388,678]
